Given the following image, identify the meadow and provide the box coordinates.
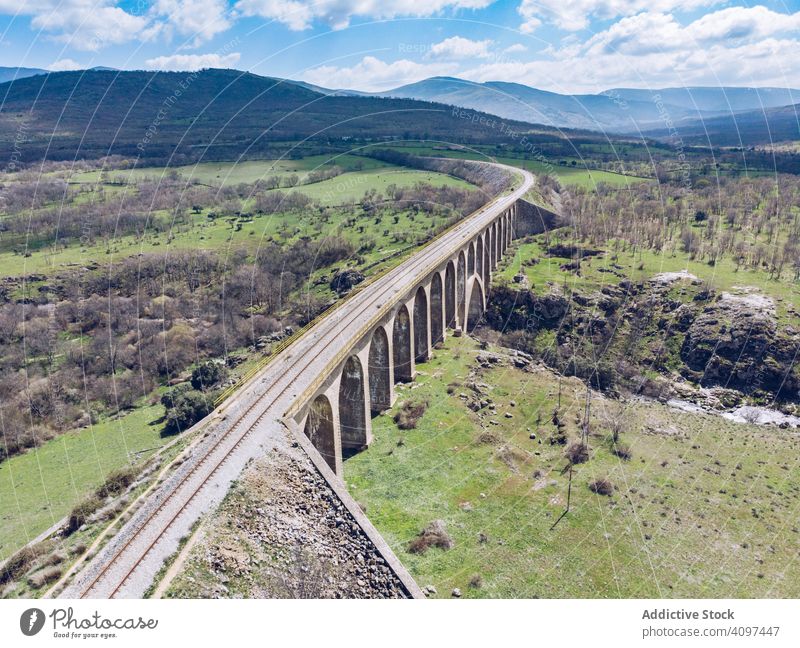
[344,335,800,598]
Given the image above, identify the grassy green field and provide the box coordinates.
[344,335,800,597]
[0,163,473,278]
[0,404,166,560]
[66,154,390,186]
[377,144,652,188]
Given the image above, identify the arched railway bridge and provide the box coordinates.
[61,162,556,599]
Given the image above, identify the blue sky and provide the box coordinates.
[1,1,799,92]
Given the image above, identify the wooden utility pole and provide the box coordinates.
[581,384,591,446]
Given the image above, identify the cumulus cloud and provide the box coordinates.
[302,3,800,95]
[25,1,155,50]
[145,52,242,71]
[47,58,84,71]
[302,55,458,91]
[518,0,723,33]
[0,0,231,50]
[503,43,527,54]
[234,0,492,31]
[154,0,233,46]
[427,36,493,60]
[583,7,800,56]
[467,7,800,92]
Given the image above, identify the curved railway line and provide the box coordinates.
[61,162,535,598]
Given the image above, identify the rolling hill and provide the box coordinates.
[375,77,800,138]
[0,69,566,164]
[0,66,47,84]
[642,103,800,146]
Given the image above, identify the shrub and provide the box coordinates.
[95,464,139,498]
[66,494,104,535]
[468,574,483,589]
[190,361,226,391]
[0,541,53,585]
[565,442,589,464]
[162,387,213,435]
[27,566,62,589]
[589,478,614,496]
[408,520,454,554]
[611,443,632,460]
[394,400,428,430]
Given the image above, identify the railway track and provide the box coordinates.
[62,163,534,598]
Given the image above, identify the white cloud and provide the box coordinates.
[47,58,84,71]
[583,7,800,56]
[427,36,493,60]
[0,0,232,51]
[464,7,800,92]
[234,0,493,31]
[503,43,527,54]
[302,55,458,91]
[518,0,723,33]
[154,0,232,46]
[26,1,154,50]
[303,2,800,96]
[145,52,242,71]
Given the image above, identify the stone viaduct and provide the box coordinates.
[62,163,563,599]
[291,195,557,476]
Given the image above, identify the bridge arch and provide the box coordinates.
[467,278,486,332]
[467,243,475,276]
[339,355,368,456]
[368,326,391,414]
[483,232,491,289]
[494,221,501,265]
[476,236,483,279]
[413,286,429,363]
[457,251,466,328]
[430,272,444,346]
[444,261,456,328]
[489,226,496,269]
[393,304,413,383]
[304,394,337,471]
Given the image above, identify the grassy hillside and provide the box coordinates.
[344,335,800,598]
[0,69,551,164]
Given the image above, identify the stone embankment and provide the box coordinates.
[164,430,408,599]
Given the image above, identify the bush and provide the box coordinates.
[394,400,428,430]
[611,443,632,460]
[589,478,614,496]
[0,541,53,585]
[161,387,213,435]
[190,361,226,391]
[95,464,139,498]
[408,520,454,554]
[66,494,104,535]
[27,566,62,589]
[565,442,589,464]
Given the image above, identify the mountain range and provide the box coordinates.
[0,69,554,164]
[370,76,800,137]
[0,67,797,163]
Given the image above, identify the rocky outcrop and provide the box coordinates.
[680,290,800,399]
[486,276,800,404]
[484,284,569,330]
[330,268,365,295]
